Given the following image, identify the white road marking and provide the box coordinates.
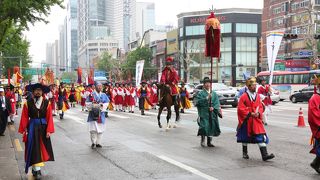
[108,113,129,119]
[63,114,86,124]
[157,155,218,180]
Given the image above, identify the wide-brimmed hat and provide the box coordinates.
[5,84,15,90]
[26,83,50,93]
[140,80,147,85]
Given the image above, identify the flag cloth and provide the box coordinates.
[205,12,221,59]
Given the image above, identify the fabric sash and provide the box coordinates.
[25,118,47,173]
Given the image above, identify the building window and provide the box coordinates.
[236,23,258,33]
[179,27,183,37]
[316,0,320,5]
[89,43,98,46]
[185,25,205,36]
[236,37,258,66]
[273,18,284,26]
[221,23,232,33]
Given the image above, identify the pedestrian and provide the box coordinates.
[87,82,109,149]
[236,76,275,161]
[57,82,69,119]
[80,84,87,111]
[257,78,272,125]
[5,85,16,125]
[179,81,191,113]
[48,84,57,116]
[308,74,320,174]
[122,83,128,112]
[0,87,11,136]
[69,83,77,107]
[113,83,124,111]
[137,81,151,115]
[18,83,54,179]
[127,82,136,113]
[194,77,221,147]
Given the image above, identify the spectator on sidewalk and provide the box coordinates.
[0,87,11,136]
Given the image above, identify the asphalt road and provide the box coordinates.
[9,101,320,180]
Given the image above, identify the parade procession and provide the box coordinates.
[1,0,320,180]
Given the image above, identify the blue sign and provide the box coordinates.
[294,50,313,57]
[94,70,106,77]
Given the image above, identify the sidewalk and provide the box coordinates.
[0,127,21,180]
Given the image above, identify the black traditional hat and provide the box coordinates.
[26,83,50,93]
[203,77,211,84]
[5,84,14,90]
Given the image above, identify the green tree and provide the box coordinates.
[97,52,122,81]
[0,25,32,81]
[0,0,63,49]
[122,47,157,80]
[61,72,77,83]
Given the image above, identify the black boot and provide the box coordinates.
[207,137,215,147]
[141,110,145,115]
[242,145,249,159]
[34,170,41,180]
[310,156,320,174]
[259,147,275,161]
[180,109,184,113]
[201,136,205,147]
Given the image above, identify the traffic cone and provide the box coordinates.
[297,107,306,127]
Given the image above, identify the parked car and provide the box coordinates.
[270,88,280,105]
[178,83,195,99]
[289,86,313,103]
[193,83,238,107]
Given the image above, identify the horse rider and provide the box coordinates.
[159,57,180,106]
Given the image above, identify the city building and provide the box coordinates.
[78,0,136,65]
[177,8,262,86]
[58,19,67,72]
[45,40,60,76]
[66,0,79,70]
[78,38,119,68]
[262,0,320,72]
[135,2,156,39]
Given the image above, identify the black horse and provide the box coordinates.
[157,84,180,130]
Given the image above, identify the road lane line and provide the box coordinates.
[157,155,218,180]
[14,139,23,152]
[108,113,130,119]
[63,114,86,124]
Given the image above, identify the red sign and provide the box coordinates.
[285,60,310,68]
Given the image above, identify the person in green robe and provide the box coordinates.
[194,77,222,147]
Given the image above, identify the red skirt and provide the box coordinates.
[127,95,135,106]
[81,98,86,106]
[115,95,123,105]
[50,99,56,110]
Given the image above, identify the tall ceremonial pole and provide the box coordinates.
[205,8,221,124]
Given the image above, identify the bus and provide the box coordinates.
[257,70,320,100]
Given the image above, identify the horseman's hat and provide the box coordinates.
[26,83,50,93]
[166,57,174,65]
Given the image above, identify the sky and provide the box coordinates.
[24,0,263,65]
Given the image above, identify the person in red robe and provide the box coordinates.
[5,85,16,125]
[151,83,158,109]
[237,77,275,161]
[48,84,57,116]
[18,83,54,179]
[113,83,124,111]
[257,78,272,125]
[127,83,136,113]
[160,57,180,106]
[308,74,320,174]
[80,84,87,111]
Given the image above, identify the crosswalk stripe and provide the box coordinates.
[108,113,129,119]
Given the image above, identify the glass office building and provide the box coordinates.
[177,8,262,86]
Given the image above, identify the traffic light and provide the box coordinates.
[283,34,298,39]
[314,34,320,39]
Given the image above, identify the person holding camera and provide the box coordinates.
[87,83,110,149]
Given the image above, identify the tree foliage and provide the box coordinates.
[97,52,122,81]
[0,25,32,81]
[0,0,63,48]
[122,47,157,80]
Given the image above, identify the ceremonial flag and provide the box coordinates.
[135,60,144,87]
[266,32,284,85]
